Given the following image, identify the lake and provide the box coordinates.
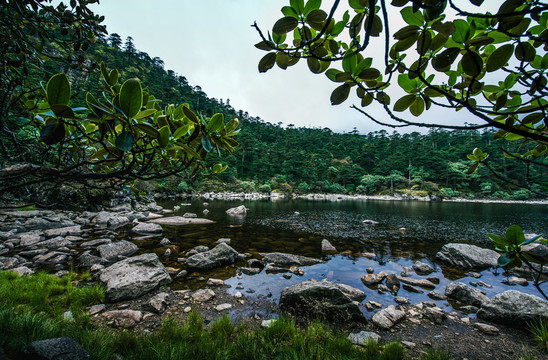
[137,198,548,316]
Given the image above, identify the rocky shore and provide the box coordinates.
[0,197,547,359]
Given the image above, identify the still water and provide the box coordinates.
[135,198,547,315]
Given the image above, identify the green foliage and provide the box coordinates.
[240,180,257,192]
[488,225,547,299]
[528,319,548,351]
[420,347,453,360]
[255,0,548,195]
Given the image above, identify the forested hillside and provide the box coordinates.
[34,34,547,199]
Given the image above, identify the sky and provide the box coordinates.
[88,0,496,134]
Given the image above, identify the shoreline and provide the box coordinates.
[161,191,548,205]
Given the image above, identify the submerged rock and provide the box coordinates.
[445,282,489,307]
[226,205,247,215]
[477,290,548,326]
[436,243,498,270]
[263,252,322,267]
[147,216,214,225]
[279,279,366,323]
[186,243,238,270]
[99,253,171,302]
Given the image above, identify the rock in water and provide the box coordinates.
[99,253,171,302]
[321,239,337,253]
[226,205,247,215]
[131,222,163,234]
[21,336,90,360]
[263,252,322,267]
[477,290,548,326]
[279,279,366,323]
[436,243,498,270]
[97,240,138,261]
[186,243,239,270]
[412,261,435,275]
[445,282,489,307]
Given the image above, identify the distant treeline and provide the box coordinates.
[37,34,547,199]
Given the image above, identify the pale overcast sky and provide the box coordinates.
[89,0,496,134]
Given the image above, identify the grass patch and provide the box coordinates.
[420,347,452,360]
[0,270,410,359]
[528,319,548,351]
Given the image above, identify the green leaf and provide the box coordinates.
[506,225,525,246]
[255,40,275,51]
[401,6,424,26]
[258,52,277,73]
[119,78,143,119]
[290,0,305,14]
[358,68,380,80]
[158,125,170,148]
[466,162,479,174]
[307,57,322,73]
[460,50,483,77]
[515,41,536,62]
[326,68,343,82]
[330,84,351,105]
[394,94,416,112]
[115,131,134,151]
[488,233,510,248]
[273,16,299,35]
[47,73,71,106]
[50,105,76,119]
[398,74,418,92]
[207,113,224,133]
[281,6,299,19]
[432,47,460,71]
[306,9,327,24]
[497,253,514,267]
[172,123,190,140]
[342,53,357,73]
[303,0,321,16]
[276,52,290,69]
[409,97,425,116]
[40,121,65,145]
[486,44,514,72]
[108,69,119,86]
[182,106,200,124]
[133,109,157,120]
[225,118,239,133]
[452,19,470,43]
[135,123,159,138]
[202,136,213,152]
[178,144,203,160]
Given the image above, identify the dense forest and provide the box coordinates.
[29,34,548,199]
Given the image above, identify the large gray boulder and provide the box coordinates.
[97,240,138,261]
[445,282,489,307]
[20,336,90,360]
[131,222,163,234]
[226,205,246,215]
[186,243,239,270]
[477,290,548,326]
[263,252,322,267]
[436,243,498,270]
[99,253,171,302]
[279,280,366,323]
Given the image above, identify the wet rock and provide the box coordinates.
[145,292,169,314]
[385,273,400,294]
[426,276,440,284]
[412,261,435,275]
[216,238,231,245]
[362,219,379,225]
[247,259,264,268]
[427,291,447,300]
[263,252,322,267]
[43,225,82,238]
[131,222,163,234]
[507,276,529,286]
[366,267,374,274]
[264,264,288,273]
[402,284,423,293]
[207,278,225,286]
[361,272,386,286]
[333,282,367,302]
[97,240,138,261]
[362,252,376,259]
[159,238,171,246]
[226,205,246,215]
[80,238,111,248]
[240,267,260,275]
[99,253,171,302]
[20,336,90,360]
[77,253,106,269]
[103,309,143,329]
[216,303,232,311]
[283,273,292,279]
[192,289,215,302]
[148,216,214,225]
[348,331,380,345]
[394,296,410,304]
[372,305,405,329]
[436,243,498,270]
[186,243,238,270]
[92,211,130,228]
[445,282,489,307]
[396,276,436,289]
[182,212,197,218]
[423,307,446,324]
[321,239,337,253]
[473,323,500,335]
[163,248,171,257]
[477,290,548,326]
[465,271,482,278]
[279,279,366,323]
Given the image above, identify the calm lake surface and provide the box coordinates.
[142,198,547,316]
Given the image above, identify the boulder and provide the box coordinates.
[97,240,138,261]
[361,273,386,286]
[436,243,498,270]
[278,279,366,323]
[412,261,435,275]
[144,292,169,314]
[226,205,247,215]
[348,331,380,345]
[99,253,171,302]
[186,243,239,270]
[34,236,73,249]
[92,211,130,228]
[77,253,106,269]
[445,282,489,307]
[263,252,322,267]
[372,305,406,329]
[43,225,82,238]
[147,216,214,225]
[131,222,163,234]
[321,239,337,253]
[477,290,548,326]
[20,336,90,360]
[334,282,367,302]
